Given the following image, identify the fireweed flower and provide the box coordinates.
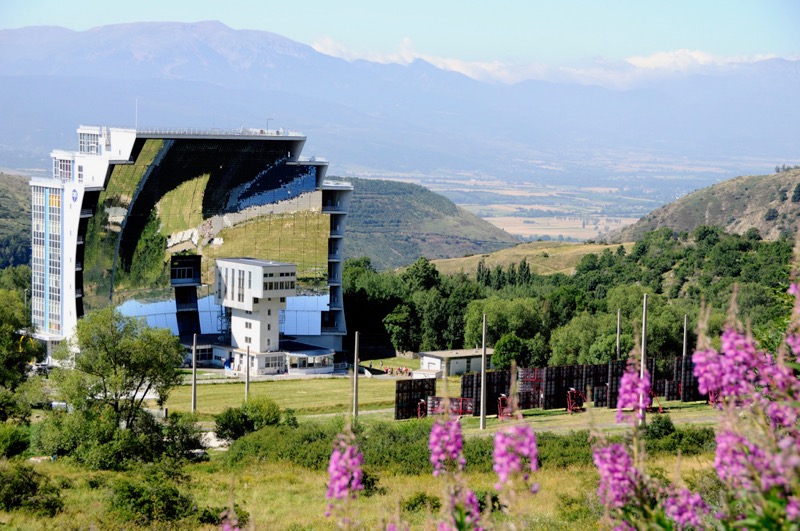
[429,417,466,476]
[325,433,364,516]
[592,443,638,509]
[664,488,709,530]
[787,497,800,521]
[692,347,722,396]
[493,423,539,491]
[616,362,651,424]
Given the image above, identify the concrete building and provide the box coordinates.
[31,125,352,364]
[418,348,495,377]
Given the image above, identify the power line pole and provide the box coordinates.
[480,314,487,430]
[353,332,360,418]
[639,294,648,427]
[191,333,197,413]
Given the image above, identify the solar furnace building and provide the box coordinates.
[30,125,352,364]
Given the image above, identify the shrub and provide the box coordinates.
[215,407,253,443]
[226,422,339,468]
[537,430,594,468]
[161,412,206,461]
[0,422,29,457]
[215,397,282,443]
[0,463,63,517]
[358,419,433,475]
[645,413,676,440]
[361,467,386,497]
[473,489,504,513]
[109,461,193,524]
[283,408,299,428]
[241,396,281,430]
[401,491,441,513]
[197,504,250,526]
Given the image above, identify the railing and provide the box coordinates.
[135,127,303,137]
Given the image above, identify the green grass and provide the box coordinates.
[201,210,329,285]
[157,173,210,235]
[431,240,634,277]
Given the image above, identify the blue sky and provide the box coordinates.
[2,0,798,84]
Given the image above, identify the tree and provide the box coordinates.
[401,257,441,293]
[54,307,184,429]
[383,304,420,354]
[0,289,41,422]
[492,332,531,370]
[792,184,800,203]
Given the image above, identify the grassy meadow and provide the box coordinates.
[9,359,719,529]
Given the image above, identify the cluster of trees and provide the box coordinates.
[775,164,800,173]
[345,226,794,374]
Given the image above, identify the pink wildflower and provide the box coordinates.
[787,497,800,521]
[325,433,364,516]
[664,488,709,529]
[429,418,465,476]
[616,361,651,424]
[593,443,638,509]
[493,423,539,490]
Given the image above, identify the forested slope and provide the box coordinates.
[0,173,30,268]
[342,177,519,270]
[607,168,800,243]
[345,227,794,371]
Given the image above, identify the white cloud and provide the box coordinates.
[312,38,791,88]
[626,48,778,71]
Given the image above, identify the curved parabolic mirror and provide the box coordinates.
[83,137,329,314]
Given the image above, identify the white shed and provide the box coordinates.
[417,348,494,377]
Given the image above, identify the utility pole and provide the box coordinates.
[480,314,487,430]
[639,294,648,426]
[681,314,688,396]
[353,332,360,418]
[191,333,197,413]
[616,308,621,359]
[245,345,250,401]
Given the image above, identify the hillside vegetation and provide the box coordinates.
[0,173,30,268]
[607,168,800,242]
[342,177,519,270]
[431,240,634,277]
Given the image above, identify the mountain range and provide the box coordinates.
[1,21,799,204]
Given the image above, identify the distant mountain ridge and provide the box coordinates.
[0,21,798,202]
[605,169,800,242]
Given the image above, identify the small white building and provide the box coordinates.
[418,348,495,377]
[213,258,334,375]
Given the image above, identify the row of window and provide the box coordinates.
[264,281,295,291]
[264,271,295,278]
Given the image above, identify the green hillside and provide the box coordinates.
[0,173,30,268]
[606,168,800,243]
[342,177,519,270]
[431,240,634,277]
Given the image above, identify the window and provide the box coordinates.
[248,271,251,289]
[245,322,252,329]
[79,132,100,154]
[77,165,83,182]
[54,159,72,181]
[245,337,251,344]
[267,324,271,331]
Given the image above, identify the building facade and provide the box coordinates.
[31,125,352,362]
